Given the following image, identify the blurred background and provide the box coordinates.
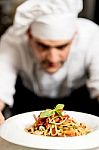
[0,0,99,118]
[0,0,99,36]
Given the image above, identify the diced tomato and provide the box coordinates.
[63,114,69,119]
[52,127,56,136]
[55,117,60,123]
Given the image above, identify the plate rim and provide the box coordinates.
[0,110,99,150]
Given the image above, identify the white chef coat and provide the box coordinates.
[0,18,99,107]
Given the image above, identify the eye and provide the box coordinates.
[36,42,50,50]
[56,42,71,50]
[57,45,67,50]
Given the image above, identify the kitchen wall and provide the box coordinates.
[0,0,25,36]
[80,0,96,21]
[0,0,97,36]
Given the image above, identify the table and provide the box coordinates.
[0,137,99,150]
[0,137,38,150]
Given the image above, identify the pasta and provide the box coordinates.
[25,104,91,137]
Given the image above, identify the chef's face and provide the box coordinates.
[28,30,75,74]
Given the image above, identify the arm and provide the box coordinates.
[0,99,6,111]
[0,100,5,124]
[86,32,99,101]
[0,111,5,125]
[0,27,21,122]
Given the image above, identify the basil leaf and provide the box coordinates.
[40,110,55,118]
[55,104,64,110]
[40,104,65,118]
[55,109,62,116]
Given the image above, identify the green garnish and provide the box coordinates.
[40,104,64,118]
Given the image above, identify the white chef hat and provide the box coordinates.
[13,0,83,40]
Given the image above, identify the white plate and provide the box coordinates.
[0,111,99,150]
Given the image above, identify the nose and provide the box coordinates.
[47,48,60,63]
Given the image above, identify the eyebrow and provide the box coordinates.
[56,42,71,49]
[36,41,50,48]
[36,41,71,49]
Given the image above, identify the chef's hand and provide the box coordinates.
[0,111,5,125]
[0,100,6,124]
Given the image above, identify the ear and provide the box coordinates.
[27,28,33,39]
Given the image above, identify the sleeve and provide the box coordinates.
[86,31,99,99]
[0,27,21,107]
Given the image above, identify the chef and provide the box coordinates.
[0,0,99,124]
